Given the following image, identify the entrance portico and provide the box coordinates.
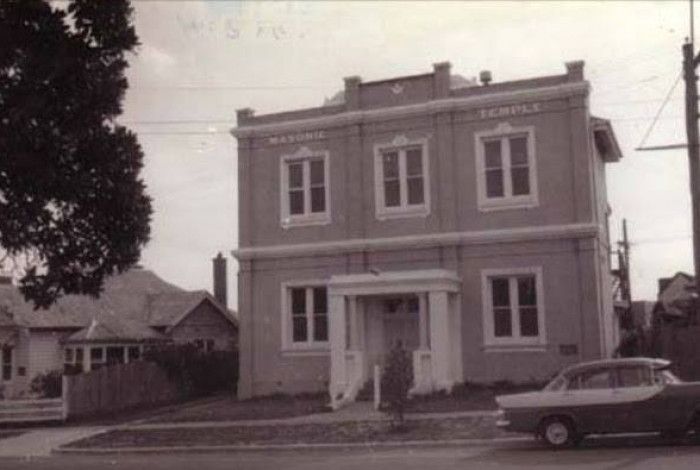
[327,269,463,409]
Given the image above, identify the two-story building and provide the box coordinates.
[232,61,622,407]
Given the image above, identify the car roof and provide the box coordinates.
[560,357,671,377]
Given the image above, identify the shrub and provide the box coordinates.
[30,370,63,398]
[380,342,413,429]
[144,343,238,399]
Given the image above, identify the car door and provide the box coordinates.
[563,367,618,433]
[609,365,664,432]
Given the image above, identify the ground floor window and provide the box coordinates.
[482,267,545,348]
[1,346,12,381]
[64,347,85,373]
[282,284,329,350]
[128,346,141,361]
[90,347,105,370]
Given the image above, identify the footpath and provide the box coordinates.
[0,402,529,457]
[48,403,530,455]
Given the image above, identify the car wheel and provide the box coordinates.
[540,417,577,449]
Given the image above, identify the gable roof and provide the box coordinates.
[64,317,167,344]
[148,290,237,330]
[0,269,236,337]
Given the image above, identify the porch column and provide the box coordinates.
[347,295,358,349]
[429,290,452,391]
[328,292,347,405]
[418,293,430,349]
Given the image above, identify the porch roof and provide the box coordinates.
[328,269,461,296]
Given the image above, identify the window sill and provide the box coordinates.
[281,347,330,357]
[281,214,331,229]
[376,206,430,221]
[478,197,538,213]
[482,343,548,353]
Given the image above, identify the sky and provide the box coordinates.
[123,0,696,307]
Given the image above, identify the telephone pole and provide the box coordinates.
[617,219,632,305]
[682,39,700,315]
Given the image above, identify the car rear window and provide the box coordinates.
[568,369,613,390]
[616,366,653,387]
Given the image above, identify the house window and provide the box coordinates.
[192,340,215,353]
[280,148,330,228]
[284,285,329,350]
[475,123,537,211]
[374,136,430,219]
[106,346,125,365]
[482,267,545,348]
[128,346,140,362]
[64,347,84,373]
[1,347,12,381]
[90,347,105,370]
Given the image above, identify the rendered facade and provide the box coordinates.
[232,61,622,407]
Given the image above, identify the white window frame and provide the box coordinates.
[373,134,430,220]
[280,146,331,229]
[481,267,546,350]
[280,280,330,355]
[474,122,538,212]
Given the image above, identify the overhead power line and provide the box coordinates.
[636,72,683,150]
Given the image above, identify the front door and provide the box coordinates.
[382,296,419,354]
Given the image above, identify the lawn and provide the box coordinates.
[65,416,518,449]
[146,393,328,424]
[406,381,544,414]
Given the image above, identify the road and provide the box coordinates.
[2,436,700,469]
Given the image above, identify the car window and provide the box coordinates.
[544,376,566,392]
[653,369,681,385]
[616,366,653,387]
[568,369,612,390]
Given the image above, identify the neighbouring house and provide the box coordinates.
[0,255,237,399]
[654,272,697,324]
[232,60,621,407]
[651,272,700,379]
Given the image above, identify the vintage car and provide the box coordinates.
[495,357,700,448]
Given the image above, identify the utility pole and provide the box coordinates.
[617,219,632,305]
[682,39,700,317]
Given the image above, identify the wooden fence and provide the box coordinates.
[63,361,179,419]
[0,398,64,424]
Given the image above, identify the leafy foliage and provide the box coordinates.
[144,343,239,399]
[0,0,151,308]
[30,369,63,398]
[380,342,413,428]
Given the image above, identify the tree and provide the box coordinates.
[0,0,151,308]
[380,341,413,430]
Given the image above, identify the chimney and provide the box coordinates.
[213,252,227,308]
[565,61,585,82]
[344,76,362,110]
[432,61,451,98]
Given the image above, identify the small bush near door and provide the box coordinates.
[144,344,238,399]
[30,370,63,398]
[380,342,413,430]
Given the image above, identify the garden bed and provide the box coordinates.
[145,393,328,424]
[65,416,516,449]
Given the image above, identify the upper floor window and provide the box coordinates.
[281,282,329,353]
[374,135,430,219]
[280,147,330,228]
[475,123,538,211]
[481,267,545,349]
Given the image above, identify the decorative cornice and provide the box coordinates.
[231,81,589,139]
[232,222,600,261]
